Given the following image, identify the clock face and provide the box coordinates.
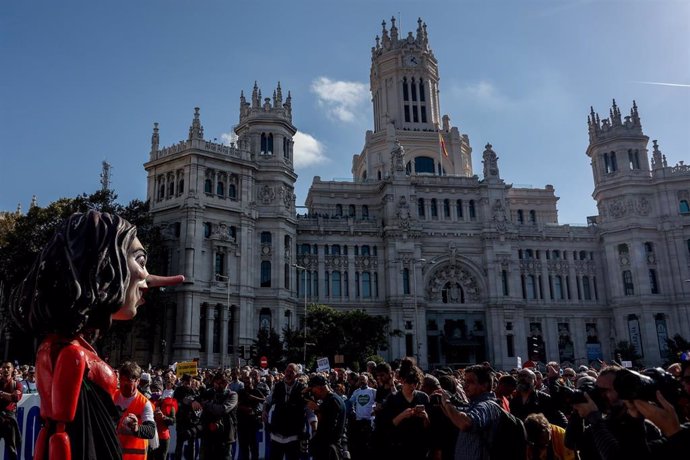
[404,55,419,67]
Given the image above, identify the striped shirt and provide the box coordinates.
[454,392,502,460]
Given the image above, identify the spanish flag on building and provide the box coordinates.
[438,130,449,157]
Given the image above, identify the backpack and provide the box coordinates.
[486,401,527,460]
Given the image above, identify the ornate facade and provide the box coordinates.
[143,18,690,370]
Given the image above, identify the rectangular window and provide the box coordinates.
[404,105,410,123]
[506,335,515,358]
[649,269,659,294]
[623,270,634,296]
[501,270,509,296]
[214,252,225,276]
[403,268,410,295]
[583,276,592,300]
[362,272,371,298]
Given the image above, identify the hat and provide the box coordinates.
[308,375,328,388]
[140,372,151,382]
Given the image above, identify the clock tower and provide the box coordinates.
[353,17,473,181]
[370,17,440,132]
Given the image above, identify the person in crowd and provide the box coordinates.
[438,364,503,460]
[0,361,23,460]
[10,210,183,460]
[632,390,690,457]
[229,367,245,393]
[138,372,152,400]
[174,373,202,460]
[237,372,266,460]
[196,371,238,460]
[534,370,549,394]
[495,374,517,412]
[511,368,568,428]
[348,373,376,460]
[21,365,38,395]
[567,365,662,460]
[262,363,311,460]
[305,375,347,460]
[562,368,577,388]
[150,382,177,460]
[114,361,157,460]
[524,412,576,460]
[375,365,431,459]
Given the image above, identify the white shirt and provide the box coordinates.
[114,392,154,424]
[350,387,376,420]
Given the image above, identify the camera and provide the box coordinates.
[613,368,682,405]
[550,381,606,410]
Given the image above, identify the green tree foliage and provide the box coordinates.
[282,304,389,369]
[252,327,284,368]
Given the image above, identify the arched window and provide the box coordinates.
[217,181,224,196]
[259,308,272,331]
[628,149,640,170]
[283,137,290,160]
[582,276,592,300]
[469,200,476,219]
[403,268,410,295]
[260,261,271,287]
[348,205,356,217]
[203,222,212,238]
[610,152,618,171]
[517,210,524,224]
[529,210,536,223]
[443,199,451,218]
[178,179,184,194]
[204,179,212,194]
[332,271,341,297]
[622,270,634,295]
[159,184,165,200]
[418,198,425,218]
[402,77,409,101]
[228,183,236,199]
[456,199,463,218]
[431,199,438,218]
[168,181,175,196]
[362,272,372,298]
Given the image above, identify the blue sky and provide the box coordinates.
[1,0,688,225]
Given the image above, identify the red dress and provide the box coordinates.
[34,334,122,460]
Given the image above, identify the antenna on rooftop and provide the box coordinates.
[100,160,112,191]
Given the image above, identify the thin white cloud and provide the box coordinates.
[634,81,690,88]
[293,131,328,168]
[311,77,369,122]
[220,131,238,145]
[218,129,326,167]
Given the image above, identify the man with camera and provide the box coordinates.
[567,366,662,460]
[511,368,568,428]
[195,371,238,460]
[304,374,347,460]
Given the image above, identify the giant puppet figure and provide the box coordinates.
[11,210,184,460]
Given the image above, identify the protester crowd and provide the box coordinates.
[1,356,690,459]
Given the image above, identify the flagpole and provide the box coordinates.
[437,123,444,176]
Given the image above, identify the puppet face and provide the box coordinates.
[112,237,149,321]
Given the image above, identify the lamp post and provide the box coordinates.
[292,263,308,365]
[411,259,425,364]
[215,273,231,369]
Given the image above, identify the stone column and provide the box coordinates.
[571,319,586,367]
[205,303,215,367]
[220,304,229,369]
[544,318,559,363]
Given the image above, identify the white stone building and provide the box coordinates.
[143,18,690,370]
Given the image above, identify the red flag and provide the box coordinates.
[439,131,449,157]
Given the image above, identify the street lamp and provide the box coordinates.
[292,263,308,365]
[215,273,231,369]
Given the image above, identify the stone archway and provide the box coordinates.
[426,264,482,302]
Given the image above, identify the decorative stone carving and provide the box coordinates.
[397,196,411,228]
[391,140,405,173]
[428,265,481,302]
[606,196,652,219]
[492,199,508,232]
[258,185,275,204]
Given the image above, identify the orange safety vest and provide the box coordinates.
[115,390,150,459]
